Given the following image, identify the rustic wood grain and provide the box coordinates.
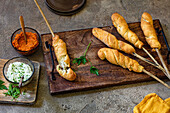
[41,19,170,94]
[0,59,40,105]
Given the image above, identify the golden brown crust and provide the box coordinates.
[111,13,144,49]
[52,35,76,81]
[141,12,161,49]
[56,65,76,81]
[98,48,144,72]
[92,28,135,54]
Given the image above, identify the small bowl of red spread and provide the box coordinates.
[11,27,40,55]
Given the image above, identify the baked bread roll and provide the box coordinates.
[141,12,161,49]
[92,28,135,54]
[98,48,144,72]
[52,35,76,81]
[111,13,144,49]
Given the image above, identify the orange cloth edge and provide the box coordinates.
[165,98,170,107]
[133,93,156,113]
[133,93,170,113]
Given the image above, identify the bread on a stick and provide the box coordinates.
[92,28,135,54]
[98,48,144,72]
[111,13,144,49]
[52,35,76,81]
[141,12,161,49]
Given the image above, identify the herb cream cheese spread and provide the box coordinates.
[6,62,32,82]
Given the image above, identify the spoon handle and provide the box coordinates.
[19,16,27,43]
[19,76,24,88]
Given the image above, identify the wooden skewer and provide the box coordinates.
[19,16,27,43]
[133,52,167,75]
[141,47,169,76]
[155,48,170,79]
[143,69,170,89]
[34,0,55,37]
[142,47,160,65]
[34,0,57,80]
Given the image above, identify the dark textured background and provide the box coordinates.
[0,0,170,113]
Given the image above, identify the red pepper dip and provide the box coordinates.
[12,32,39,51]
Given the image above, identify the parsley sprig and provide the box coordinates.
[0,80,23,101]
[72,41,99,76]
[89,59,99,76]
[0,80,7,90]
[4,84,21,101]
[72,42,91,65]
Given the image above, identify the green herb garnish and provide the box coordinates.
[72,42,91,65]
[72,41,99,76]
[88,59,99,76]
[13,78,17,83]
[4,84,21,101]
[72,56,87,65]
[0,80,7,90]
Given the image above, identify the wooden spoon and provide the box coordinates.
[18,76,24,88]
[19,16,27,43]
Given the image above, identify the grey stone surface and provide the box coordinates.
[0,0,170,113]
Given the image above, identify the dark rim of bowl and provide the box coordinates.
[3,57,35,84]
[45,0,86,13]
[11,27,40,52]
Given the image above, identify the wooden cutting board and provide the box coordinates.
[41,19,170,94]
[0,59,40,105]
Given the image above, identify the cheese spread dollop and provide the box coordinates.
[6,62,33,82]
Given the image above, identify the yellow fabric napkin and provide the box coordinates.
[133,93,170,113]
[165,98,170,106]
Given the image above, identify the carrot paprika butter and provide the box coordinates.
[12,32,39,51]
